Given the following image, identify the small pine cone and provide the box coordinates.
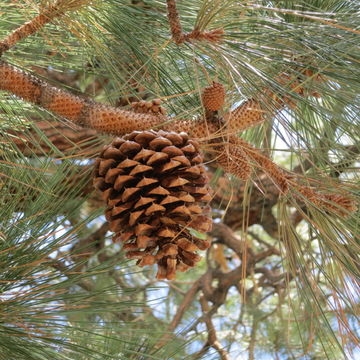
[216,145,252,181]
[297,187,357,217]
[131,99,166,115]
[224,99,265,133]
[93,130,212,280]
[201,82,225,111]
[321,193,357,216]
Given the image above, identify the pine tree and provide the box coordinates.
[0,1,359,359]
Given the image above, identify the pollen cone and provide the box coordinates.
[202,81,225,111]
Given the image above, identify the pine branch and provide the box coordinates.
[197,296,230,360]
[1,60,356,218]
[0,6,356,220]
[166,0,184,44]
[226,135,357,216]
[0,0,92,56]
[0,61,222,140]
[0,61,166,135]
[223,69,323,134]
[2,1,359,357]
[166,0,224,45]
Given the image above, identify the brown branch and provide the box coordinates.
[0,61,221,141]
[197,296,230,360]
[183,28,225,44]
[210,222,254,258]
[227,136,291,192]
[166,0,185,44]
[222,69,322,135]
[166,0,224,45]
[291,145,359,223]
[248,317,258,360]
[248,231,280,254]
[156,218,303,356]
[0,61,166,135]
[254,267,286,283]
[168,277,202,331]
[0,0,90,56]
[226,136,357,216]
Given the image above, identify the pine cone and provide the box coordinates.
[131,99,166,115]
[202,82,225,111]
[224,99,265,133]
[93,130,212,280]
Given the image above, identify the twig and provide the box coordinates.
[0,61,166,135]
[248,230,278,250]
[197,296,230,360]
[0,0,91,56]
[228,136,357,215]
[210,222,254,258]
[166,0,224,45]
[166,0,184,44]
[248,316,258,360]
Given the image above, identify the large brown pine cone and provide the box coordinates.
[93,130,212,280]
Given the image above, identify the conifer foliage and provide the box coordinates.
[0,1,359,359]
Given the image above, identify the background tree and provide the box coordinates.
[0,0,359,359]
